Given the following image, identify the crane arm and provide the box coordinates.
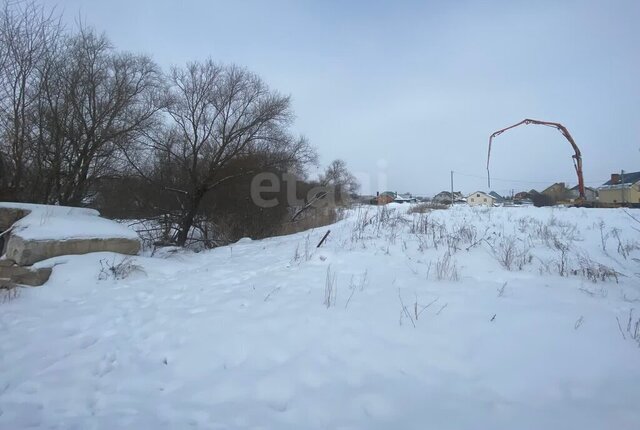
[486,118,585,200]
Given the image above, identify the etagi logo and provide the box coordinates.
[250,159,388,208]
[250,172,336,208]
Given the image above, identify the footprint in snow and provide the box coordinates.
[79,336,99,349]
[93,352,117,377]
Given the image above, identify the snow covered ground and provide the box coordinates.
[1,204,640,429]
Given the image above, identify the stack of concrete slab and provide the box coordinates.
[0,202,140,286]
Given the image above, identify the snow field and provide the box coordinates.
[1,204,639,429]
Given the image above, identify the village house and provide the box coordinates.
[569,185,598,201]
[514,190,537,201]
[371,191,417,205]
[395,193,417,203]
[488,191,505,203]
[433,191,465,204]
[541,182,571,202]
[598,172,640,204]
[467,191,496,207]
[372,191,396,205]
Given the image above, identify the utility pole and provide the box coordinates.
[621,170,626,204]
[450,171,454,205]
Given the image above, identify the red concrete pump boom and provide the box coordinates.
[486,118,585,200]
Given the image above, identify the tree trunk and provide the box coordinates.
[176,190,205,247]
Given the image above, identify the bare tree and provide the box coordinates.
[35,26,164,205]
[136,60,314,246]
[0,3,318,247]
[320,159,360,202]
[0,0,61,198]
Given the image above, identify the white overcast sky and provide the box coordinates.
[44,0,640,196]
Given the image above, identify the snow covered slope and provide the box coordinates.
[1,205,639,429]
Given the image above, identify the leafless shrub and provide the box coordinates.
[436,303,448,315]
[398,288,416,328]
[125,217,175,251]
[491,235,532,271]
[462,225,491,251]
[351,206,406,244]
[435,252,459,281]
[414,234,429,252]
[302,235,312,261]
[351,207,372,242]
[475,206,492,216]
[532,223,555,246]
[280,207,340,236]
[530,218,580,250]
[433,222,448,251]
[517,216,541,234]
[443,223,478,254]
[127,216,235,252]
[344,270,368,309]
[1,285,20,304]
[553,238,571,276]
[574,253,619,283]
[556,221,581,243]
[98,257,144,281]
[623,209,640,233]
[579,284,608,298]
[398,289,440,328]
[597,220,609,253]
[263,286,281,302]
[618,238,640,260]
[537,258,555,275]
[497,282,507,297]
[616,309,640,347]
[324,266,337,308]
[410,213,431,235]
[386,228,399,246]
[414,296,439,320]
[412,217,448,251]
[410,213,450,253]
[373,206,406,233]
[291,244,301,263]
[628,310,640,344]
[291,234,313,264]
[610,228,640,260]
[407,202,448,214]
[455,223,478,243]
[375,205,393,229]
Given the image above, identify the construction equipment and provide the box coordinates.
[487,119,585,200]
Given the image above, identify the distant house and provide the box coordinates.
[513,189,537,200]
[467,191,495,207]
[569,185,598,201]
[433,191,465,204]
[374,191,396,205]
[395,193,417,203]
[371,191,417,205]
[488,191,505,202]
[598,172,640,204]
[541,182,571,202]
